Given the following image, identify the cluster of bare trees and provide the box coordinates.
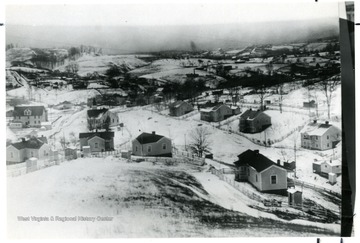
[65,62,79,74]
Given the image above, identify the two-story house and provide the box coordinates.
[87,108,119,130]
[239,109,271,133]
[301,120,341,151]
[12,106,48,128]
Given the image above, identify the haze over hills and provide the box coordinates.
[6,17,339,54]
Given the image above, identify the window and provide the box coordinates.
[327,135,329,139]
[10,152,13,158]
[255,174,258,182]
[30,151,34,157]
[162,143,167,150]
[24,109,31,116]
[135,146,138,152]
[327,143,329,147]
[148,146,152,152]
[316,144,318,148]
[112,119,114,123]
[337,134,340,138]
[95,143,98,148]
[271,175,277,184]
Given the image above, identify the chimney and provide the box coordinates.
[313,119,317,124]
[152,131,155,135]
[277,159,281,165]
[254,150,259,154]
[325,121,329,125]
[21,138,26,142]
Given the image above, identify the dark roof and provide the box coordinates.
[169,101,188,108]
[234,149,284,172]
[37,136,48,144]
[13,106,46,117]
[79,132,114,140]
[87,108,108,118]
[10,137,45,150]
[240,109,266,119]
[319,123,332,129]
[212,104,230,111]
[135,132,165,144]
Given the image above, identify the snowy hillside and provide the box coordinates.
[55,54,148,77]
[7,157,340,238]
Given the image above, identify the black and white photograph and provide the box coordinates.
[2,0,356,239]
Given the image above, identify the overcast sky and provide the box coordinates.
[6,2,339,27]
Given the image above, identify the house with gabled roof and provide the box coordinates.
[234,149,288,194]
[200,104,232,122]
[313,159,341,176]
[132,131,172,157]
[301,120,341,151]
[12,105,48,128]
[79,131,115,152]
[239,109,271,133]
[6,137,51,164]
[169,101,193,117]
[87,108,119,130]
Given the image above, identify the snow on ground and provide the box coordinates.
[7,157,340,238]
[225,110,308,143]
[7,85,99,106]
[56,54,148,77]
[8,67,48,73]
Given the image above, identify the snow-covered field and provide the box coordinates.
[7,157,340,238]
[7,86,99,106]
[55,54,148,77]
[225,110,309,143]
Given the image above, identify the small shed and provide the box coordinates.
[9,122,22,129]
[287,188,303,208]
[328,173,337,185]
[231,106,241,115]
[121,150,132,159]
[41,122,52,130]
[26,157,38,173]
[82,146,91,157]
[65,147,78,160]
[313,160,322,173]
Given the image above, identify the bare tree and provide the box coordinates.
[189,126,212,157]
[277,83,285,113]
[256,85,272,111]
[65,62,79,74]
[317,76,340,119]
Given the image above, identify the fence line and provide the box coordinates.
[293,178,341,198]
[7,157,66,178]
[209,166,340,218]
[130,155,205,166]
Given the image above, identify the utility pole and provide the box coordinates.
[184,134,187,151]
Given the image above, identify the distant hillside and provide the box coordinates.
[6,47,69,69]
[6,18,339,54]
